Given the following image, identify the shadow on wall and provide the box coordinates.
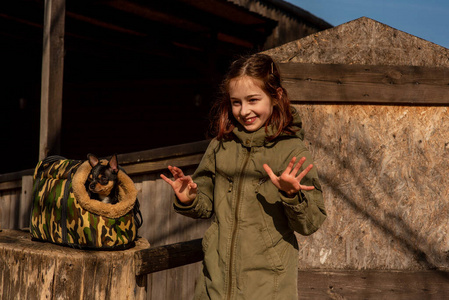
[300,104,449,273]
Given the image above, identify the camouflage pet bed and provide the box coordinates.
[30,156,142,250]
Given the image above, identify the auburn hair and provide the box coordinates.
[210,53,296,141]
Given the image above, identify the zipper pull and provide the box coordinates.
[228,177,233,192]
[255,177,268,193]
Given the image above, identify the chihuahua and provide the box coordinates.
[86,153,119,204]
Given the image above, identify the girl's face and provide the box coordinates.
[229,76,274,132]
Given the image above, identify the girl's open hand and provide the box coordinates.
[160,165,197,205]
[263,157,315,197]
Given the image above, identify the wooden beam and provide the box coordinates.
[279,63,449,105]
[118,140,209,165]
[0,169,34,184]
[65,11,146,36]
[102,0,270,46]
[104,0,208,33]
[39,0,65,160]
[0,180,22,192]
[297,269,449,299]
[134,238,203,275]
[122,153,204,176]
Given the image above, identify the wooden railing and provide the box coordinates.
[117,140,209,176]
[134,238,203,275]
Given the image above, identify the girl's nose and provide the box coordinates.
[240,102,250,116]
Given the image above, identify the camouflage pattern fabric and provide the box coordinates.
[30,156,138,250]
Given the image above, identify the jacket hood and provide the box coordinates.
[290,107,305,140]
[232,106,304,147]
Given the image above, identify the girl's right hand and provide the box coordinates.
[160,166,198,205]
[263,156,315,197]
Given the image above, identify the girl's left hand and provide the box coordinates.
[263,156,315,197]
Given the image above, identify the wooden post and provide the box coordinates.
[0,229,150,299]
[39,0,65,160]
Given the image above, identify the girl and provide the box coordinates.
[161,54,326,300]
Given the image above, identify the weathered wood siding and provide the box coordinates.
[131,169,211,300]
[0,176,33,231]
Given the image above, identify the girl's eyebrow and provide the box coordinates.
[245,94,261,98]
[230,94,261,100]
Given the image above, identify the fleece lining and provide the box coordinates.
[72,160,137,218]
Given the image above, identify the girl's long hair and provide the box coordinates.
[210,53,296,141]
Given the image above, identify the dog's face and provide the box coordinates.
[87,154,118,197]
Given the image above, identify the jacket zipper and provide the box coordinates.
[255,177,268,194]
[226,148,251,300]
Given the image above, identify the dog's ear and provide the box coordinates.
[87,153,99,168]
[109,154,119,173]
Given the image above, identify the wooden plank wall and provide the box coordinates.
[0,189,19,230]
[0,176,33,231]
[131,170,210,300]
[116,142,212,299]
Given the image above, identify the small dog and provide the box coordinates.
[86,153,119,204]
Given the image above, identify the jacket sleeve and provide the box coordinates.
[280,147,327,236]
[173,139,217,219]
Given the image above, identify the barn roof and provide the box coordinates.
[232,0,332,30]
[1,0,277,65]
[265,17,449,67]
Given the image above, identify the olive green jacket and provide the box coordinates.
[174,109,326,300]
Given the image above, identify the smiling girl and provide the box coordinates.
[161,54,327,300]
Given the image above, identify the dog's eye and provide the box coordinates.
[100,177,109,184]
